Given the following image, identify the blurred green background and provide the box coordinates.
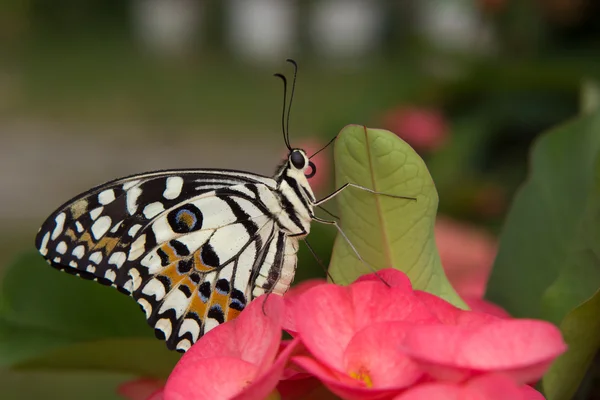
[1,0,599,398]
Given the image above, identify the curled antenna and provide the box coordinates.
[273,72,292,151]
[285,58,298,149]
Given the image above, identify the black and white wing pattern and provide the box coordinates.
[35,169,299,352]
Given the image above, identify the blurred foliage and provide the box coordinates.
[486,108,600,400]
[1,0,600,398]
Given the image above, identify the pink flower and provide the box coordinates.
[118,378,164,400]
[435,216,497,300]
[394,374,545,400]
[382,106,448,152]
[289,269,565,400]
[161,294,300,400]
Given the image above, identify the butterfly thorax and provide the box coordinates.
[273,153,316,238]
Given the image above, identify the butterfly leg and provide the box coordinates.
[311,216,389,286]
[313,183,416,206]
[303,238,335,283]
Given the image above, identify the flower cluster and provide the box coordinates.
[121,269,566,400]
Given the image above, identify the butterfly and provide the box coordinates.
[35,60,412,353]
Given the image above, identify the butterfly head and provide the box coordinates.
[289,149,316,179]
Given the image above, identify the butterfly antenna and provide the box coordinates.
[274,72,292,151]
[310,134,337,159]
[285,58,298,148]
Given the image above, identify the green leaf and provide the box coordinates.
[486,112,600,399]
[16,338,178,378]
[543,289,600,400]
[328,125,465,308]
[0,251,179,376]
[0,368,135,400]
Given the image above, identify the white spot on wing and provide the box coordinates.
[69,260,78,268]
[110,220,123,233]
[128,224,142,237]
[53,257,61,263]
[137,298,152,318]
[86,265,96,273]
[179,318,201,341]
[127,186,142,215]
[72,245,85,259]
[176,339,192,352]
[89,207,104,221]
[143,202,165,219]
[128,234,147,261]
[108,251,127,269]
[204,318,220,334]
[75,221,84,233]
[39,232,50,256]
[56,241,67,254]
[163,176,184,200]
[123,179,141,190]
[51,213,66,240]
[142,278,166,300]
[91,216,112,240]
[104,269,117,282]
[129,268,142,291]
[158,288,190,319]
[98,189,116,205]
[89,251,103,264]
[155,318,173,340]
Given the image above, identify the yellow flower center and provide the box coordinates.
[349,366,373,388]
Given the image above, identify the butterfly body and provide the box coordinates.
[35,150,316,352]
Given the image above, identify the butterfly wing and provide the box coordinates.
[35,169,298,352]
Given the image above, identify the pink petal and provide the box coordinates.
[402,319,567,383]
[353,269,413,292]
[350,282,438,330]
[294,284,357,370]
[283,279,327,334]
[414,291,500,327]
[277,377,338,400]
[520,385,546,400]
[147,390,165,400]
[118,378,165,400]
[180,294,284,372]
[394,374,529,400]
[343,322,423,389]
[232,337,302,400]
[295,283,436,373]
[292,355,403,400]
[435,216,497,299]
[465,297,511,319]
[164,356,259,400]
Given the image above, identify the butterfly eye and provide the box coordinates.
[305,161,316,178]
[290,150,305,169]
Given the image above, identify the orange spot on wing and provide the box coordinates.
[193,250,215,272]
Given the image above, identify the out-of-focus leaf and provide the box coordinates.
[16,338,178,378]
[1,252,151,340]
[328,125,465,308]
[486,112,600,400]
[543,289,600,400]
[0,368,134,400]
[0,252,179,375]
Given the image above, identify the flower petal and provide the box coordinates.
[179,294,284,372]
[394,374,530,400]
[414,290,499,327]
[292,355,402,400]
[232,337,302,400]
[402,319,567,383]
[350,282,438,330]
[164,356,258,400]
[353,269,413,292]
[117,378,164,400]
[283,279,327,334]
[294,284,356,370]
[343,322,423,389]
